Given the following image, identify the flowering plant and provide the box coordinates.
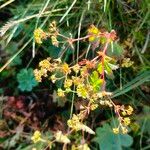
[32,22,134,149]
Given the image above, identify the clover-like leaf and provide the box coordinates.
[104,59,118,79]
[93,123,133,150]
[107,42,124,58]
[17,68,38,92]
[90,71,103,91]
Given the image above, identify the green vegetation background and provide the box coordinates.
[0,0,149,149]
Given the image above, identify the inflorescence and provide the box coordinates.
[32,22,134,148]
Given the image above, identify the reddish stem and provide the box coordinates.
[101,41,109,91]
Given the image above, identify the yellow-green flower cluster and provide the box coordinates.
[34,21,59,46]
[113,117,131,134]
[34,28,47,44]
[39,59,51,70]
[57,88,65,97]
[90,103,98,110]
[34,58,53,82]
[64,79,73,88]
[67,113,95,135]
[121,58,134,68]
[123,117,131,126]
[113,105,133,134]
[72,76,83,85]
[76,84,89,99]
[61,63,71,74]
[51,35,58,47]
[32,24,136,147]
[113,126,128,134]
[31,130,42,143]
[72,64,80,73]
[99,99,113,107]
[50,74,57,83]
[49,21,59,46]
[88,25,100,42]
[49,21,58,34]
[122,105,134,116]
[67,114,81,131]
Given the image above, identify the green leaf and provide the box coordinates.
[138,106,150,135]
[100,37,107,44]
[17,68,38,92]
[104,58,118,79]
[97,63,103,74]
[6,42,18,55]
[0,88,4,94]
[108,62,119,70]
[90,71,103,91]
[107,42,124,58]
[9,55,22,66]
[93,123,133,150]
[104,61,114,78]
[47,45,61,59]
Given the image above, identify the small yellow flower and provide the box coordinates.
[34,28,46,44]
[121,105,133,116]
[72,76,83,85]
[113,128,119,134]
[51,35,59,47]
[88,25,100,42]
[72,64,80,73]
[65,88,71,93]
[104,100,113,107]
[121,58,134,68]
[57,88,65,97]
[64,79,73,88]
[49,21,57,33]
[31,130,42,143]
[61,63,71,74]
[88,25,99,34]
[76,84,89,99]
[80,66,88,77]
[121,127,128,134]
[126,105,133,115]
[123,117,131,126]
[122,111,127,116]
[40,68,48,77]
[90,104,98,110]
[50,74,57,83]
[89,36,95,42]
[67,114,81,131]
[34,69,42,82]
[39,59,51,70]
[97,92,103,98]
[99,100,105,105]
